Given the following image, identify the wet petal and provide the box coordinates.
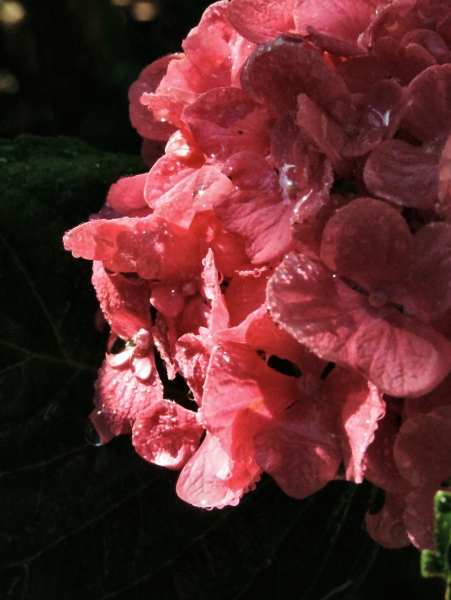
[132,399,204,469]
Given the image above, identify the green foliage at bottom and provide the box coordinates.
[421,491,451,599]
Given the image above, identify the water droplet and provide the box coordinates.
[84,419,104,446]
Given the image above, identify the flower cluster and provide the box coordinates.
[64,0,451,550]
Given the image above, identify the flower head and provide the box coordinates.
[64,0,451,550]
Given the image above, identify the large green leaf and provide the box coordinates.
[0,135,444,599]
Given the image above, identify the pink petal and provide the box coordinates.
[132,399,204,470]
[268,253,451,397]
[227,0,296,44]
[365,493,411,549]
[294,0,381,44]
[189,210,249,278]
[214,151,295,263]
[182,87,273,160]
[144,154,202,227]
[202,341,299,462]
[364,140,439,210]
[128,56,178,141]
[320,198,413,288]
[63,215,203,281]
[341,380,385,483]
[224,266,273,327]
[201,248,230,336]
[90,351,163,444]
[175,333,210,405]
[91,261,152,339]
[176,432,260,508]
[106,173,148,215]
[254,398,342,499]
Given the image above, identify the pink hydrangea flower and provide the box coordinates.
[64,0,451,550]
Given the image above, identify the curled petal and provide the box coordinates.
[176,433,260,508]
[132,400,204,470]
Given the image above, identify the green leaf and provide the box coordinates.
[0,135,444,600]
[421,491,451,599]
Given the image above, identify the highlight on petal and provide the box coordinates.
[176,432,260,508]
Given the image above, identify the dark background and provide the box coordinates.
[0,1,447,599]
[0,0,212,151]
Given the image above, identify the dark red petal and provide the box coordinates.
[373,36,436,86]
[365,493,411,548]
[407,223,451,321]
[242,35,356,124]
[364,140,439,210]
[403,64,451,147]
[343,80,408,157]
[320,198,413,288]
[394,405,451,487]
[364,404,411,494]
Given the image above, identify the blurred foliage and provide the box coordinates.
[0,0,212,153]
